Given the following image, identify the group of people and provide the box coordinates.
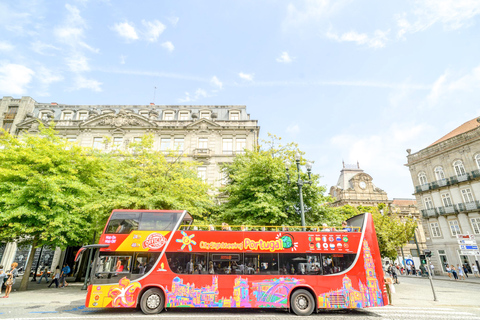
[0,262,18,298]
[445,263,479,280]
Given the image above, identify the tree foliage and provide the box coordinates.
[0,124,104,290]
[219,134,334,226]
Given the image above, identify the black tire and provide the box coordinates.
[290,289,315,316]
[140,288,165,315]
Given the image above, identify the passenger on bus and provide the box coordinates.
[186,259,194,274]
[321,223,330,232]
[208,261,214,274]
[342,221,352,232]
[221,223,229,231]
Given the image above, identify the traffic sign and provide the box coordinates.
[457,234,475,240]
[459,245,479,250]
[458,239,477,245]
[460,250,480,255]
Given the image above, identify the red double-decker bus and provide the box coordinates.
[83,210,387,316]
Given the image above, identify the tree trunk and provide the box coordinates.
[19,243,37,291]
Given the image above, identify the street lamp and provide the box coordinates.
[286,152,313,231]
[408,214,425,274]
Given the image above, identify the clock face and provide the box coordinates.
[359,181,367,189]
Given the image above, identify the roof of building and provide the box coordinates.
[429,117,480,147]
[335,161,364,190]
[392,198,416,206]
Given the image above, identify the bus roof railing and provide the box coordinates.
[178,225,361,232]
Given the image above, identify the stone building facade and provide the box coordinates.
[329,163,426,267]
[406,117,480,275]
[0,96,259,271]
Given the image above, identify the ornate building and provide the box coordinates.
[329,162,390,208]
[0,96,259,272]
[406,117,480,275]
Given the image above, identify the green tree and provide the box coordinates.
[85,134,214,232]
[219,134,334,226]
[0,124,104,291]
[340,204,417,259]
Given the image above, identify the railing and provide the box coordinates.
[437,206,456,216]
[458,201,480,212]
[414,170,480,194]
[3,113,16,120]
[425,201,480,218]
[178,224,361,232]
[421,208,438,219]
[192,148,211,157]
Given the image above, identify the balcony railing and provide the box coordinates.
[3,113,16,120]
[458,201,480,212]
[414,170,480,194]
[192,148,211,158]
[421,208,438,219]
[437,205,457,215]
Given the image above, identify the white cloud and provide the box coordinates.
[396,0,480,39]
[210,76,223,89]
[0,63,34,95]
[112,22,138,41]
[276,52,293,63]
[36,66,63,86]
[284,0,349,28]
[0,41,14,51]
[142,20,166,42]
[73,75,102,92]
[239,72,254,81]
[286,124,300,134]
[167,16,179,26]
[327,29,389,48]
[161,41,174,52]
[178,88,208,103]
[66,54,90,72]
[30,41,60,55]
[120,55,127,64]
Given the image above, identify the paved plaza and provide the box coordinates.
[0,274,479,319]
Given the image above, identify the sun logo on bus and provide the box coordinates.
[176,231,197,251]
[276,233,299,251]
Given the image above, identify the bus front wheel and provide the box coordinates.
[140,288,164,314]
[290,289,315,316]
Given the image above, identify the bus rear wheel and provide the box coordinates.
[140,288,164,314]
[291,289,315,316]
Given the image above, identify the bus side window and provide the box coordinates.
[279,253,308,275]
[131,252,160,278]
[322,254,356,274]
[106,212,140,234]
[209,253,242,275]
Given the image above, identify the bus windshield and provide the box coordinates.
[105,211,190,234]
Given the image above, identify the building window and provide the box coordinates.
[5,106,18,120]
[434,166,445,180]
[222,138,233,155]
[229,111,240,120]
[93,137,103,149]
[424,197,434,210]
[78,112,88,120]
[418,172,428,185]
[113,137,123,149]
[160,138,171,151]
[179,112,189,120]
[236,138,246,153]
[200,111,211,119]
[198,138,208,149]
[430,222,441,237]
[174,138,184,151]
[448,220,461,236]
[163,111,174,120]
[39,111,50,120]
[133,137,142,143]
[475,154,480,170]
[461,188,475,203]
[139,110,149,118]
[2,121,13,132]
[441,193,453,207]
[197,166,207,181]
[61,111,74,120]
[453,160,466,177]
[471,218,480,234]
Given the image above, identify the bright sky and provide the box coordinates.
[1,0,480,199]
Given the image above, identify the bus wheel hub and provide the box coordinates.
[296,296,308,309]
[147,294,160,309]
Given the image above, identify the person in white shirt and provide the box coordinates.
[472,263,479,278]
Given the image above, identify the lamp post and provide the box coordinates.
[408,214,425,274]
[286,152,313,231]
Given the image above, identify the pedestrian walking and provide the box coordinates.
[384,276,395,305]
[463,264,469,278]
[37,266,49,283]
[2,262,18,298]
[451,265,459,280]
[0,265,6,295]
[472,263,479,277]
[429,262,435,277]
[48,266,60,288]
[406,264,411,275]
[59,264,70,288]
[457,264,465,280]
[446,264,452,279]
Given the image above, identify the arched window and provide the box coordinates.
[418,172,428,185]
[453,160,466,177]
[475,154,480,170]
[434,166,445,181]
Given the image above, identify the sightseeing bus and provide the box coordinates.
[82,209,387,316]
